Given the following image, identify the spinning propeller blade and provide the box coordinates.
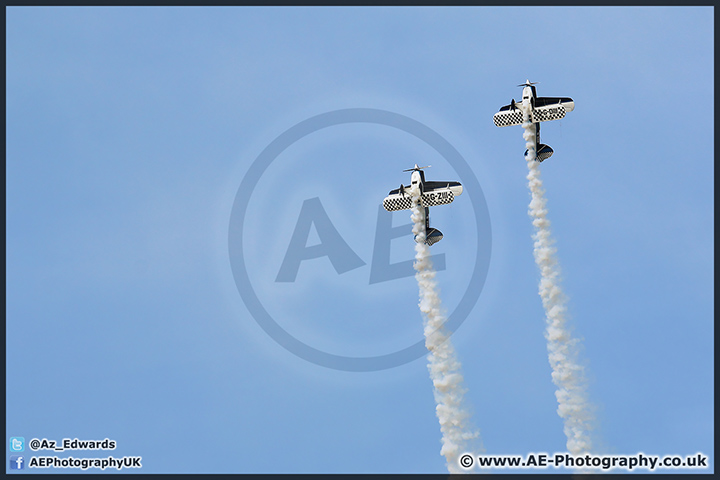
[402,164,431,172]
[517,80,539,87]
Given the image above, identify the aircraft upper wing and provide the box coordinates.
[387,185,410,196]
[535,97,575,111]
[423,181,462,192]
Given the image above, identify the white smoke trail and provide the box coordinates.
[522,107,594,457]
[410,186,482,474]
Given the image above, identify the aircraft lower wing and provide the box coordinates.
[421,189,455,207]
[383,186,459,212]
[494,97,574,126]
[382,195,414,212]
[532,97,574,123]
[532,103,568,123]
[493,109,524,128]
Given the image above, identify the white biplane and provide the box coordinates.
[493,80,574,162]
[382,164,462,246]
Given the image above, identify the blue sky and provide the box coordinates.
[6,6,713,474]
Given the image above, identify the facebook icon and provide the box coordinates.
[9,455,24,470]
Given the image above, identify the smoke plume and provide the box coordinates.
[522,108,594,457]
[410,186,481,473]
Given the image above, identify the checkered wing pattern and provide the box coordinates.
[420,190,454,207]
[383,195,414,212]
[383,189,455,211]
[493,109,524,127]
[532,104,566,123]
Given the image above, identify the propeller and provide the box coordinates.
[403,164,431,172]
[517,80,539,87]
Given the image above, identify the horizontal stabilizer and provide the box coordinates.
[537,144,554,162]
[524,144,554,162]
[415,228,443,246]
